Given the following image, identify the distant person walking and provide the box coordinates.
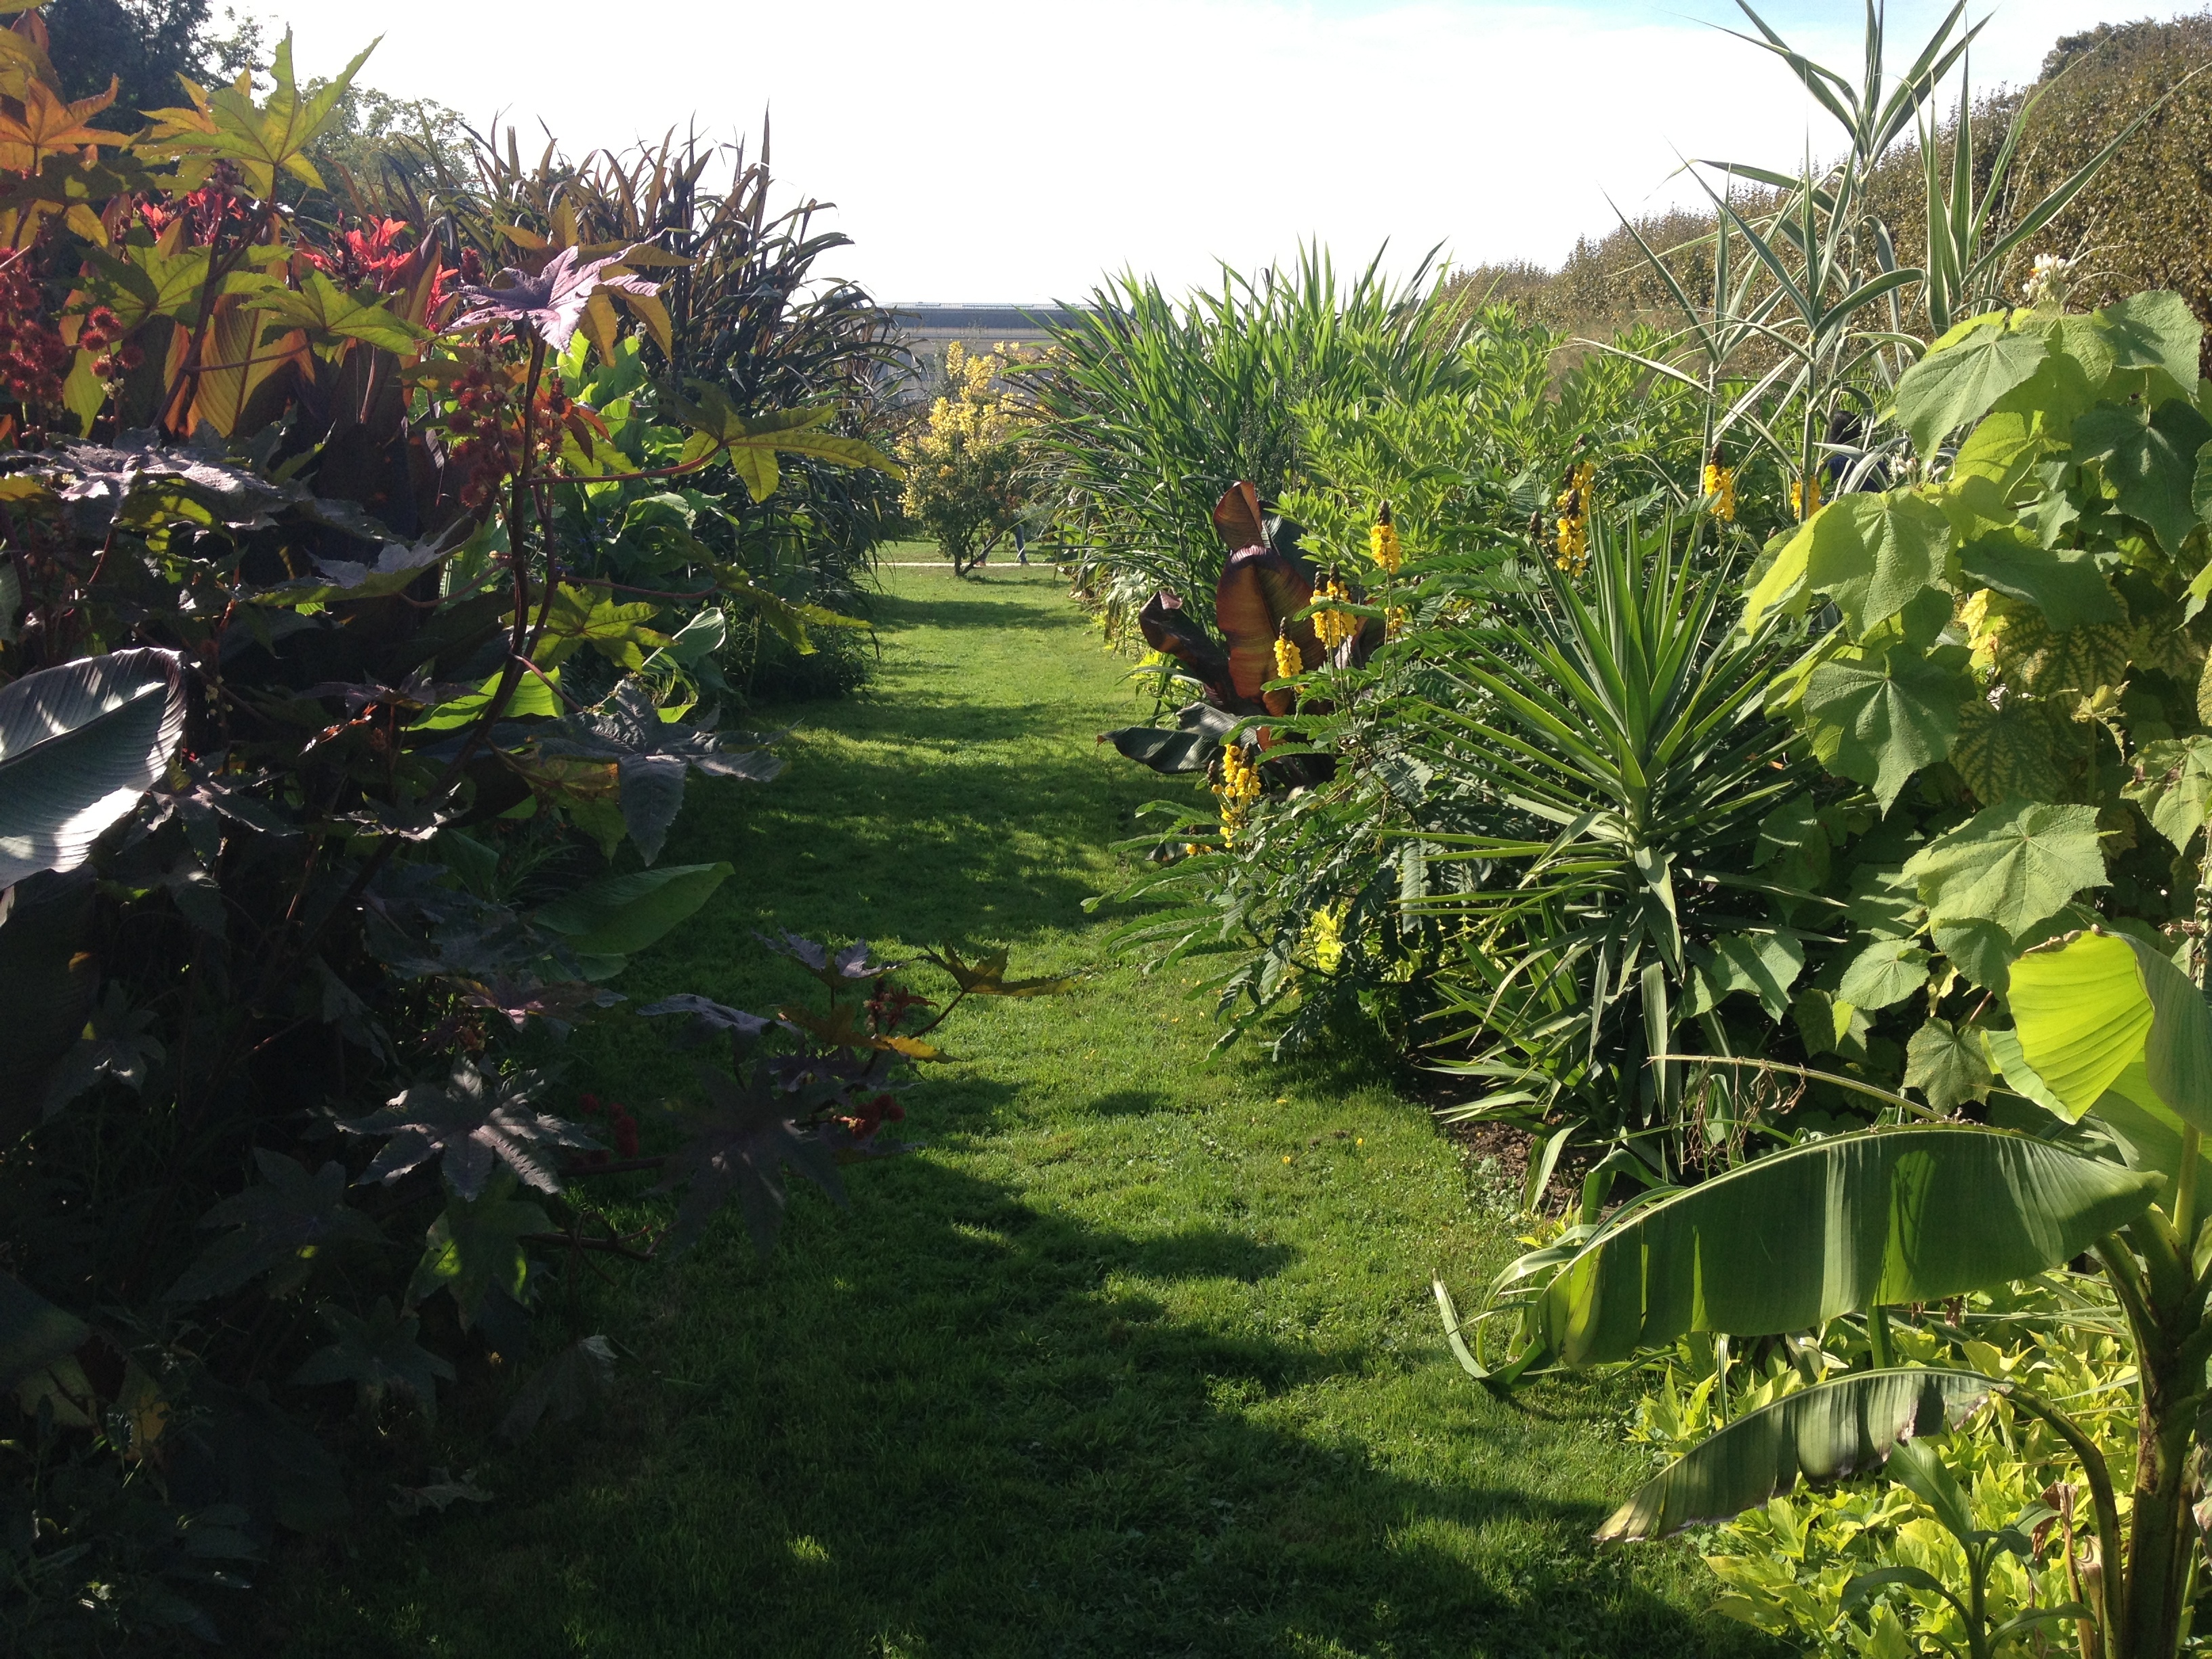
[1013,523,1029,565]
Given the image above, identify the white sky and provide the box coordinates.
[251,0,2152,303]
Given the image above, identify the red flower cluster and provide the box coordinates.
[577,1092,640,1160]
[443,344,570,510]
[304,216,455,312]
[0,251,69,409]
[136,171,247,247]
[77,304,141,382]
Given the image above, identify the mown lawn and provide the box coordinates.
[274,566,1772,1658]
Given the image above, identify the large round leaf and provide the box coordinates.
[1534,1124,2156,1368]
[0,648,186,887]
[1599,1368,1999,1539]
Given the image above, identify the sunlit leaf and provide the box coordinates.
[1899,798,2106,935]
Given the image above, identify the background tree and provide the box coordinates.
[898,341,1031,576]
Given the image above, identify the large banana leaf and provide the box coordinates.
[1534,1125,2157,1367]
[2011,928,2212,1133]
[1599,1368,1999,1539]
[0,648,187,888]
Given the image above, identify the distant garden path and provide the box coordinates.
[287,567,1769,1658]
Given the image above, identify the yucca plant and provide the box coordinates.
[1411,506,1809,1174]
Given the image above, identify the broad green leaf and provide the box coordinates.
[1837,938,1930,1010]
[1950,696,2070,807]
[1894,315,2048,455]
[1957,534,2118,630]
[237,270,422,356]
[0,1275,88,1393]
[1984,346,2099,441]
[1899,799,2106,934]
[408,1187,551,1327]
[144,35,376,197]
[1801,642,1973,811]
[1598,1368,2000,1540]
[2089,1065,2212,1197]
[2125,736,2212,850]
[1982,1026,2070,1117]
[2073,399,2212,556]
[1793,987,1870,1059]
[409,668,562,730]
[0,649,188,888]
[2094,290,2203,395]
[1532,1126,2156,1368]
[1803,491,1953,635]
[1698,932,1805,1021]
[1741,516,1816,631]
[1904,1017,1992,1112]
[1934,916,2020,994]
[1953,408,2059,492]
[498,1334,615,1442]
[533,862,732,958]
[2011,930,2156,1122]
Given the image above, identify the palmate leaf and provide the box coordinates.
[165,1150,383,1304]
[2072,398,2212,558]
[2126,736,2212,851]
[1836,937,1931,1010]
[142,33,375,196]
[661,384,899,502]
[1898,798,2106,935]
[1904,1017,1992,1112]
[1599,1368,2000,1540]
[1950,696,2071,806]
[0,647,188,888]
[657,1062,845,1256]
[927,944,1076,998]
[1528,1125,2156,1368]
[233,270,422,357]
[1957,535,2119,632]
[2095,289,2204,392]
[290,1298,454,1423]
[1800,640,1973,811]
[407,1183,552,1327]
[2011,928,2212,1132]
[497,1334,615,1442]
[341,1061,598,1199]
[1893,314,2049,457]
[534,680,782,864]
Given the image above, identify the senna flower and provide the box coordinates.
[1385,605,1410,640]
[1701,457,1736,523]
[1273,625,1303,681]
[1369,505,1402,574]
[1311,573,1359,653]
[1213,741,1263,845]
[1554,460,1594,573]
[1790,474,1822,520]
[1305,901,1348,972]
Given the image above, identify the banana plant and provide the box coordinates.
[1445,924,2212,1658]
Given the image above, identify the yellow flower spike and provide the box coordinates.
[1273,627,1303,680]
[1790,474,1822,520]
[1552,460,1595,574]
[1369,505,1402,575]
[1701,459,1736,523]
[1385,605,1409,640]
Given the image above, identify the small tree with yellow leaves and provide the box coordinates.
[897,341,1031,575]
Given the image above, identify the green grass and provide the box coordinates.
[274,567,1771,1658]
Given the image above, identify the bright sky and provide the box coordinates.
[253,1,2152,304]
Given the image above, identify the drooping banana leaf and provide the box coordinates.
[1599,1368,2000,1539]
[0,647,188,888]
[1532,1125,2157,1368]
[1099,701,1236,774]
[1136,590,1233,707]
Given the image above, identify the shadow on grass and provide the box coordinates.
[272,1146,1774,1659]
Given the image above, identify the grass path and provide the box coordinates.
[287,568,1767,1658]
